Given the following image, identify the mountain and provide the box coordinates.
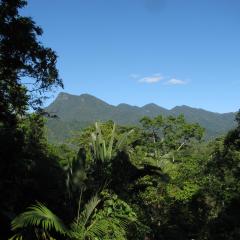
[45,92,237,142]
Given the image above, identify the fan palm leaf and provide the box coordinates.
[11,202,67,236]
[11,195,130,240]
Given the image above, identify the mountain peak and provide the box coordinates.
[117,103,130,107]
[56,92,108,104]
[56,92,73,100]
[46,92,236,142]
[79,93,96,98]
[57,92,96,98]
[143,103,160,108]
[142,103,168,113]
[172,105,193,110]
[171,105,221,115]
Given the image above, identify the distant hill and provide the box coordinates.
[45,92,237,142]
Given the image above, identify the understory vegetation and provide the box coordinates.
[1,1,240,239]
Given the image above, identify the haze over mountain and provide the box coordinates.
[46,92,237,142]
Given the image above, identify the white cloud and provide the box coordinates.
[131,72,188,85]
[139,74,163,84]
[166,78,187,85]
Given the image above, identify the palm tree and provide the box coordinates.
[10,195,127,240]
[10,201,66,240]
[91,122,134,163]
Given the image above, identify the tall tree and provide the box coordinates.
[0,1,63,238]
[0,0,63,126]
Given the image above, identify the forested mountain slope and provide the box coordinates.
[46,92,236,142]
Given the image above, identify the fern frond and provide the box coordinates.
[85,216,128,240]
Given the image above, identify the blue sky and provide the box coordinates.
[23,0,240,113]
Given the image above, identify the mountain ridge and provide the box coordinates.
[46,92,237,142]
[55,92,236,113]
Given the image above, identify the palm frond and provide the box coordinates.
[117,129,134,150]
[80,195,100,227]
[68,222,85,240]
[106,123,116,160]
[11,202,67,235]
[69,195,108,240]
[9,233,23,240]
[84,218,108,239]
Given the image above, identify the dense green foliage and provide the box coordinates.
[1,1,240,240]
[45,92,236,142]
[6,114,240,240]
